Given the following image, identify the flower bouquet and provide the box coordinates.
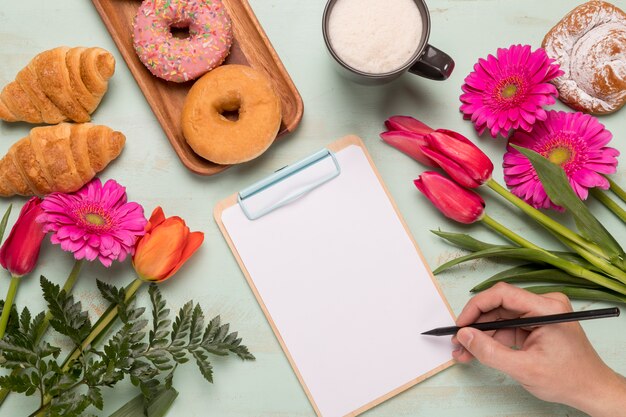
[0,179,254,417]
[381,44,626,305]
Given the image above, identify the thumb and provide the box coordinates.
[457,327,521,375]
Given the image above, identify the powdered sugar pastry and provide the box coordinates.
[542,1,626,114]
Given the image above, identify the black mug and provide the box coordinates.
[322,0,455,85]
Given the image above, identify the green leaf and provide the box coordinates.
[191,349,213,383]
[0,204,12,244]
[433,247,560,274]
[148,285,171,349]
[40,276,91,344]
[433,230,601,271]
[88,386,104,410]
[170,302,193,349]
[471,265,602,292]
[6,279,255,414]
[189,305,204,347]
[513,145,624,260]
[108,387,179,417]
[0,300,20,337]
[0,339,38,366]
[0,373,37,395]
[46,371,77,398]
[432,230,512,252]
[524,285,626,304]
[97,280,126,306]
[147,387,178,417]
[50,390,92,417]
[202,315,255,361]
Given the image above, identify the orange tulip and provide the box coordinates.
[132,207,204,282]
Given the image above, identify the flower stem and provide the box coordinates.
[591,188,626,224]
[486,179,610,261]
[607,176,626,203]
[481,214,542,250]
[0,275,20,339]
[61,278,144,372]
[562,238,626,286]
[479,214,626,295]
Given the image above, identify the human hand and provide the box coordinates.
[452,282,626,417]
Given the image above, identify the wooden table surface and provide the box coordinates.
[1,0,625,416]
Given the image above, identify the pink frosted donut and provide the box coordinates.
[132,0,233,83]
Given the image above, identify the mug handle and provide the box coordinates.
[409,44,455,81]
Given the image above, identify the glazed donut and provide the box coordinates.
[542,1,626,114]
[181,65,282,165]
[132,0,233,83]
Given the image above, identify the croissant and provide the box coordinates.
[0,123,125,197]
[0,47,115,124]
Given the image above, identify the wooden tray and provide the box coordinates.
[91,0,303,176]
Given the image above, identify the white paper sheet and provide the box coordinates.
[221,144,455,417]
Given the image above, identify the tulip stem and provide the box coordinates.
[591,188,626,224]
[486,179,610,261]
[481,214,542,250]
[607,176,626,204]
[480,214,626,295]
[564,238,626,286]
[0,275,20,339]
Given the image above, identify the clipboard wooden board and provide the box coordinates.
[214,136,456,417]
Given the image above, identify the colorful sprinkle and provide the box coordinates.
[132,0,233,83]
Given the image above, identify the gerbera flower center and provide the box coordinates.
[537,132,587,175]
[501,83,518,99]
[547,146,573,166]
[490,74,528,111]
[85,213,106,226]
[74,204,114,232]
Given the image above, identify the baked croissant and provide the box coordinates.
[0,123,125,197]
[0,47,115,124]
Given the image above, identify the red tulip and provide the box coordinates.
[421,129,493,188]
[384,115,433,135]
[132,207,204,282]
[414,172,485,224]
[0,197,45,277]
[380,130,438,167]
[382,116,494,188]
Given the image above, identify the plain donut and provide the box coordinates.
[181,65,282,165]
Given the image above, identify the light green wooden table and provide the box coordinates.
[1,0,625,416]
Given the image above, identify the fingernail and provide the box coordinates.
[456,328,474,347]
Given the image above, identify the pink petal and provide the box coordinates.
[384,116,433,135]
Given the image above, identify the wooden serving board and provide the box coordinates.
[91,0,303,176]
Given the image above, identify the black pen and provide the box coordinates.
[422,307,620,336]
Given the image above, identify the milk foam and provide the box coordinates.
[328,0,424,74]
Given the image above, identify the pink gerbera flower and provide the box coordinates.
[38,179,147,267]
[460,44,563,138]
[504,111,619,210]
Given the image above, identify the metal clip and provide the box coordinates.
[237,149,341,220]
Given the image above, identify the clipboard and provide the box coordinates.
[214,136,456,417]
